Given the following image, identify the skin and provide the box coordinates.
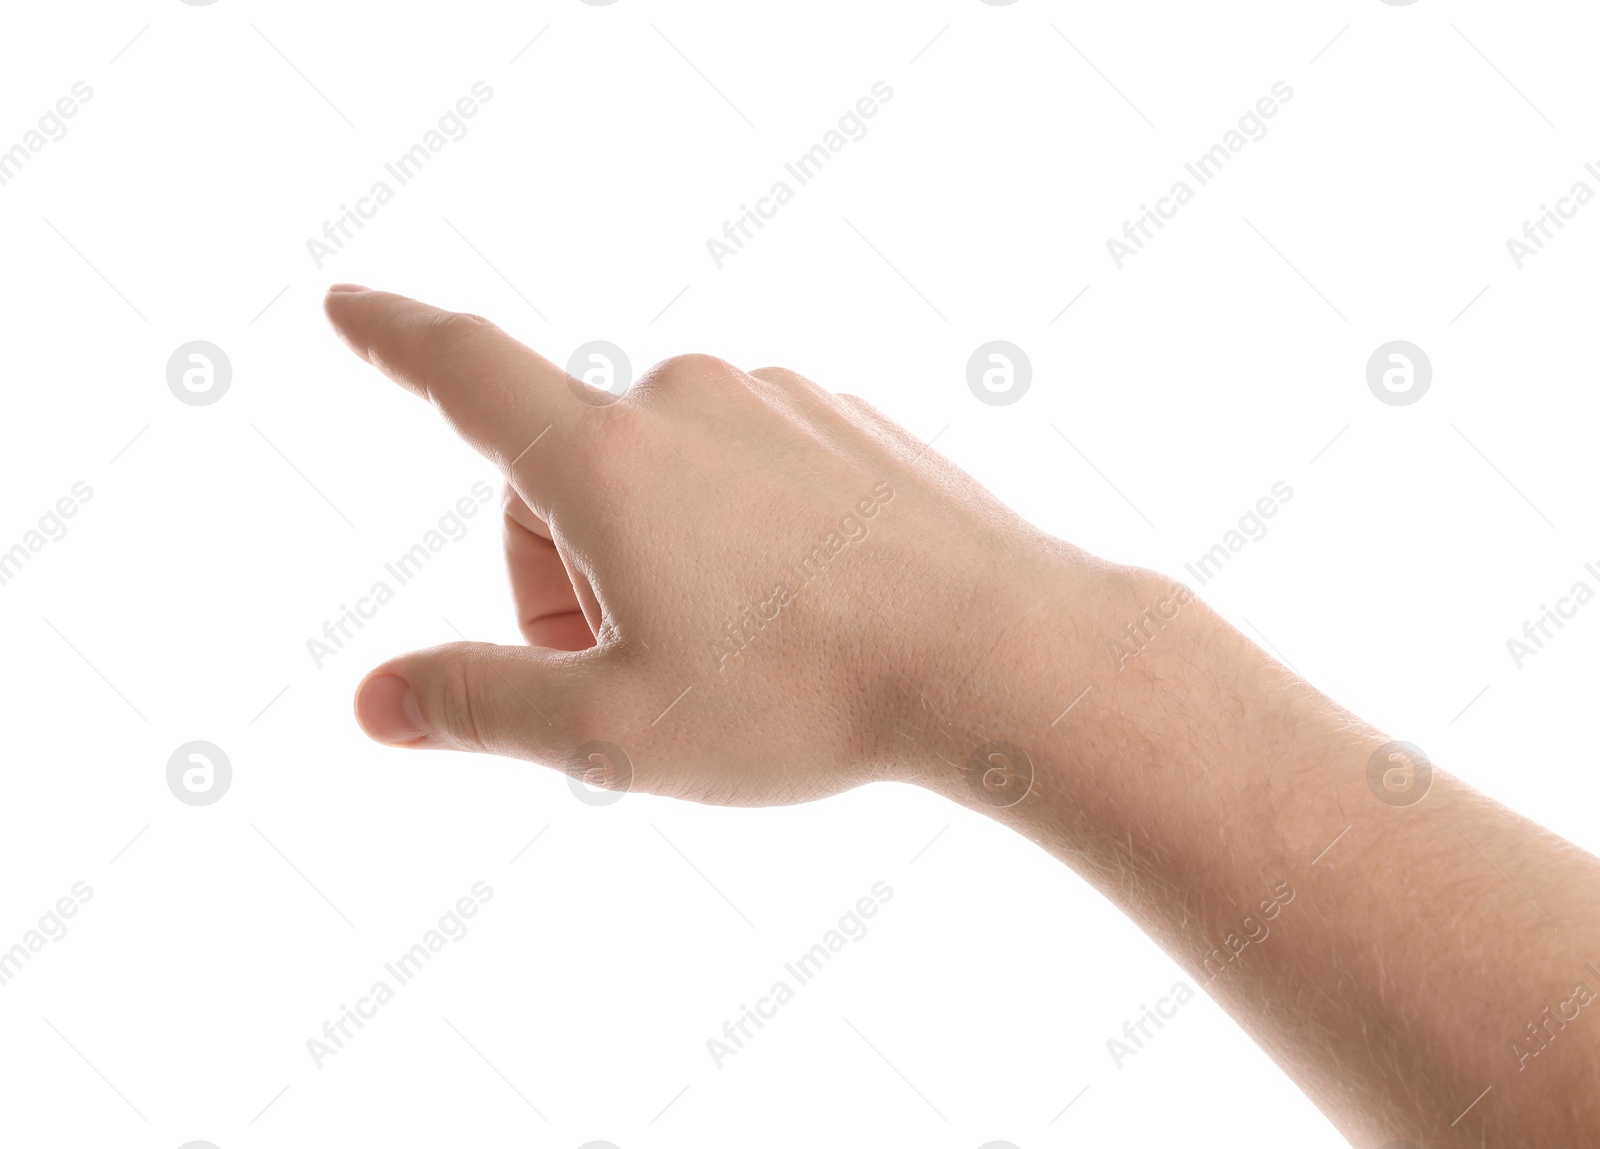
[326,285,1600,1146]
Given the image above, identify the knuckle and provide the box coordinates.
[631,352,741,402]
[426,645,491,752]
[424,311,497,359]
[750,366,811,395]
[658,351,734,379]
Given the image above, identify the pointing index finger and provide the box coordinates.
[323,286,581,477]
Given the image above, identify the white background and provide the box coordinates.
[1,1,1596,1146]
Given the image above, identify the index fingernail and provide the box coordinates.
[328,283,371,294]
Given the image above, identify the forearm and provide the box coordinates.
[894,559,1600,1146]
[322,286,1597,1143]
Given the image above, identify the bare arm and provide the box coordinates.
[899,561,1600,1146]
[325,285,1600,1146]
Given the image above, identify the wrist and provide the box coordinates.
[865,539,1148,806]
[899,553,1365,915]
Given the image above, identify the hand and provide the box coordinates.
[323,285,1090,806]
[325,286,1600,1146]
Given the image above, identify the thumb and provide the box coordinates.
[353,640,611,764]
